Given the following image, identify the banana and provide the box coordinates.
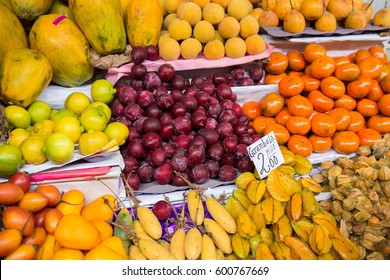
[225,195,245,220]
[158,239,170,251]
[290,219,315,243]
[205,197,237,234]
[266,169,301,202]
[138,239,176,260]
[184,227,202,260]
[249,234,263,255]
[136,206,162,240]
[301,187,320,217]
[285,192,302,221]
[236,211,257,239]
[270,240,292,260]
[170,228,186,260]
[187,189,204,226]
[309,224,332,255]
[235,172,256,189]
[231,232,250,259]
[249,203,266,232]
[203,218,232,255]
[281,147,296,166]
[232,189,252,210]
[293,154,313,175]
[331,235,359,260]
[273,214,292,242]
[261,197,285,224]
[215,248,225,260]
[298,176,322,194]
[225,253,238,260]
[260,227,274,247]
[246,179,266,204]
[284,236,317,260]
[113,207,133,255]
[312,211,340,237]
[129,245,147,260]
[255,243,275,260]
[133,220,154,245]
[201,233,217,260]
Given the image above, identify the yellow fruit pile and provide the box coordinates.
[158,0,267,60]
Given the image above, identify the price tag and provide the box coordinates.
[247,131,284,179]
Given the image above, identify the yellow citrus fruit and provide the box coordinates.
[203,40,225,60]
[180,38,203,59]
[51,109,79,123]
[104,121,129,146]
[4,105,31,129]
[7,128,30,148]
[64,92,91,116]
[27,100,52,124]
[20,136,47,165]
[54,116,84,144]
[31,119,56,140]
[88,101,112,121]
[78,130,110,155]
[43,133,75,164]
[80,107,108,132]
[159,38,181,61]
[225,37,247,58]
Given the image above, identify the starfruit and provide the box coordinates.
[276,165,296,177]
[260,227,274,247]
[249,234,263,255]
[331,235,359,260]
[236,211,257,239]
[225,196,245,220]
[284,236,317,260]
[232,189,252,210]
[301,187,320,217]
[286,192,302,221]
[273,214,292,242]
[309,224,332,255]
[281,147,296,166]
[317,251,336,260]
[266,169,302,202]
[299,176,322,194]
[235,172,256,189]
[249,203,266,232]
[291,219,315,243]
[261,197,285,224]
[270,240,292,260]
[293,154,313,175]
[246,179,266,204]
[255,242,275,260]
[231,232,250,259]
[312,210,340,237]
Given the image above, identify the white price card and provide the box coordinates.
[247,131,284,179]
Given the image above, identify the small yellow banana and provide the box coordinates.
[136,206,162,240]
[184,227,202,260]
[231,232,250,259]
[170,228,186,260]
[129,245,147,260]
[157,239,170,251]
[203,218,232,255]
[138,239,176,260]
[187,189,204,226]
[215,248,225,260]
[201,233,217,260]
[255,243,275,260]
[284,236,317,260]
[133,220,154,245]
[206,197,237,234]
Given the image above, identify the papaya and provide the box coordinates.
[68,0,126,55]
[0,48,52,108]
[10,0,53,21]
[0,0,12,9]
[0,2,28,64]
[29,14,94,87]
[126,0,163,48]
[49,0,74,21]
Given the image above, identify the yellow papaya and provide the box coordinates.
[29,13,94,87]
[0,48,52,108]
[10,0,53,21]
[0,2,28,64]
[69,0,126,55]
[49,0,74,21]
[126,0,163,47]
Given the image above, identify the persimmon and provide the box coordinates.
[332,131,360,155]
[310,55,336,79]
[347,111,365,132]
[274,107,292,126]
[367,115,390,134]
[287,49,308,71]
[259,92,285,117]
[380,74,390,93]
[287,135,313,157]
[303,43,327,63]
[308,90,335,112]
[285,116,311,135]
[308,134,332,153]
[310,112,337,137]
[241,101,260,120]
[368,45,388,64]
[378,94,390,116]
[334,94,357,111]
[346,74,372,99]
[356,98,379,118]
[287,94,313,117]
[334,56,351,66]
[356,128,382,147]
[263,123,290,145]
[327,107,352,131]
[263,72,287,85]
[320,76,345,99]
[357,56,383,79]
[278,75,304,97]
[264,51,289,74]
[366,79,384,102]
[301,75,320,92]
[251,116,276,134]
[354,49,371,64]
[334,62,360,82]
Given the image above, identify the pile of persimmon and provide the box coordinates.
[242,43,390,157]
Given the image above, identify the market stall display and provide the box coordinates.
[0,0,390,261]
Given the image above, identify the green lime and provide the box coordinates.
[80,107,108,132]
[88,101,112,120]
[43,133,75,164]
[27,100,52,124]
[51,109,79,123]
[90,79,116,104]
[4,105,31,129]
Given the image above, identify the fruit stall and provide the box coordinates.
[0,0,390,263]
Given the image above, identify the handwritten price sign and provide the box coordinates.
[247,131,284,179]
